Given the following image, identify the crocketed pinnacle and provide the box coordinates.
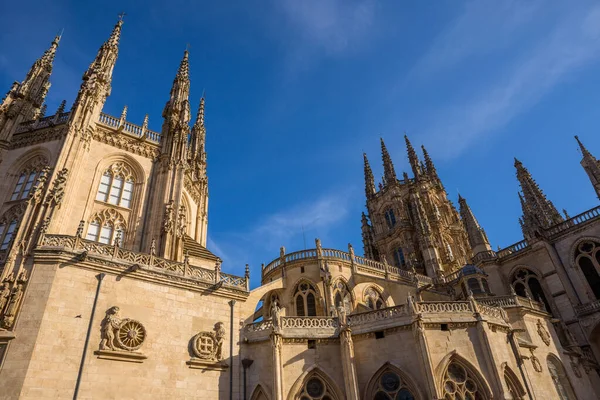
[404,134,420,179]
[177,50,190,81]
[190,98,206,162]
[458,194,490,252]
[39,34,61,68]
[363,153,376,197]
[380,138,397,186]
[106,18,123,49]
[515,158,563,236]
[575,136,600,199]
[421,144,438,178]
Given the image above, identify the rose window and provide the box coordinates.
[443,362,484,400]
[297,376,335,400]
[372,371,415,400]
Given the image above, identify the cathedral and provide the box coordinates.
[1,17,600,400]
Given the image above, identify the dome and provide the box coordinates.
[460,264,486,277]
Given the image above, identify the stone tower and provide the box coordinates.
[361,136,471,278]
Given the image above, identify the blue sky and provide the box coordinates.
[2,1,600,287]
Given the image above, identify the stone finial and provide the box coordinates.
[363,153,376,197]
[56,99,66,114]
[142,114,149,129]
[245,264,250,278]
[348,243,354,257]
[380,137,397,186]
[150,238,156,256]
[119,105,128,124]
[279,246,285,258]
[509,284,517,296]
[76,220,85,238]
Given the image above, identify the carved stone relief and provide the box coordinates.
[191,322,226,361]
[99,306,146,352]
[536,319,551,346]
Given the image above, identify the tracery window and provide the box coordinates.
[85,209,126,245]
[442,361,486,400]
[511,268,552,313]
[0,204,26,251]
[332,280,352,314]
[385,208,396,229]
[467,278,482,294]
[95,163,135,208]
[574,241,600,300]
[547,355,577,400]
[295,373,338,400]
[295,282,318,316]
[365,287,385,310]
[504,367,526,400]
[393,247,406,268]
[372,370,415,400]
[9,155,49,201]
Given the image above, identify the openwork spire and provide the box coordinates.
[515,158,563,238]
[380,138,397,186]
[363,152,376,197]
[421,144,439,180]
[575,135,600,199]
[404,134,420,179]
[458,194,490,254]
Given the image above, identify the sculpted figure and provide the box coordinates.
[271,300,281,331]
[214,322,226,360]
[100,306,122,350]
[0,284,10,315]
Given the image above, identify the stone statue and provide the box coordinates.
[100,306,122,350]
[163,200,175,233]
[271,300,281,332]
[337,305,347,327]
[0,284,11,315]
[1,283,24,329]
[214,322,226,360]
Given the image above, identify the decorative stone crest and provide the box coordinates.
[97,306,147,358]
[191,322,226,361]
[536,319,551,346]
[530,349,543,373]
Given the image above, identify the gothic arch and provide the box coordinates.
[502,363,526,399]
[569,236,600,301]
[6,147,51,177]
[94,152,146,185]
[569,236,600,266]
[435,351,492,400]
[364,362,423,400]
[508,265,553,314]
[331,277,355,312]
[286,366,344,400]
[546,354,577,400]
[180,191,192,237]
[362,284,388,310]
[250,383,271,400]
[289,278,322,317]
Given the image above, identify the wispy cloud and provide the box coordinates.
[418,2,600,158]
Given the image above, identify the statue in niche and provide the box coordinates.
[191,322,226,361]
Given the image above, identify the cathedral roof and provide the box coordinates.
[183,234,219,261]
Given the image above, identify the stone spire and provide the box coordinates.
[161,50,191,163]
[363,153,376,198]
[70,17,123,133]
[404,134,421,179]
[421,145,439,181]
[188,97,207,179]
[575,136,600,199]
[361,212,378,260]
[458,194,491,254]
[515,158,563,238]
[0,34,60,145]
[380,138,397,186]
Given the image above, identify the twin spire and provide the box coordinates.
[362,135,440,197]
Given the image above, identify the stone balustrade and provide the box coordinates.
[98,112,162,143]
[575,299,600,317]
[478,295,546,312]
[14,112,71,133]
[415,301,472,314]
[38,234,248,291]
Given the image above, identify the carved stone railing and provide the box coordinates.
[575,299,600,317]
[496,239,529,258]
[262,247,434,286]
[415,301,472,314]
[347,304,409,327]
[545,206,600,238]
[281,316,339,330]
[38,234,248,291]
[477,295,546,312]
[15,112,71,134]
[477,303,508,321]
[98,113,162,143]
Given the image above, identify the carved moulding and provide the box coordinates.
[94,306,147,363]
[187,322,228,370]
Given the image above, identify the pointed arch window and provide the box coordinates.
[332,280,352,314]
[442,361,487,400]
[295,282,318,316]
[393,247,406,268]
[504,367,526,400]
[547,355,577,400]
[9,155,49,201]
[95,163,135,208]
[85,209,126,245]
[294,371,340,400]
[0,204,26,251]
[385,208,396,229]
[511,268,552,313]
[365,287,385,310]
[371,370,415,400]
[574,241,600,300]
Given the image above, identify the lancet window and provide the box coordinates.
[385,208,396,229]
[574,240,600,300]
[332,280,352,314]
[504,367,526,400]
[295,372,339,400]
[371,370,415,400]
[9,155,49,201]
[0,204,26,250]
[393,247,406,268]
[547,355,577,400]
[442,361,486,400]
[511,268,552,313]
[295,282,318,316]
[365,287,385,310]
[85,209,126,245]
[95,163,135,208]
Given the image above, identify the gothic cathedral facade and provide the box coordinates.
[1,18,600,400]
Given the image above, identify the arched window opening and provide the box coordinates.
[385,208,396,229]
[481,279,490,294]
[575,241,600,300]
[295,282,318,317]
[547,355,577,400]
[365,287,385,310]
[504,367,526,400]
[85,209,126,246]
[95,163,135,208]
[295,372,339,400]
[9,155,49,202]
[442,361,487,400]
[333,280,352,314]
[371,370,415,400]
[0,220,18,250]
[250,385,269,400]
[511,268,552,314]
[467,278,481,294]
[393,247,406,268]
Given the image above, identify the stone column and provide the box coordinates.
[271,332,284,400]
[412,316,439,399]
[339,327,360,399]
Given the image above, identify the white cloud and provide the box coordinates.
[419,2,600,158]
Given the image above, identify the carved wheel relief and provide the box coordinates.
[99,306,146,352]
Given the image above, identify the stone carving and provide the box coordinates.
[0,270,28,330]
[163,200,175,233]
[99,306,146,352]
[191,322,226,361]
[271,300,281,333]
[536,319,551,346]
[45,168,69,207]
[176,204,187,238]
[570,356,582,378]
[530,350,543,373]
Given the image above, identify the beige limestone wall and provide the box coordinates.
[2,261,243,400]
